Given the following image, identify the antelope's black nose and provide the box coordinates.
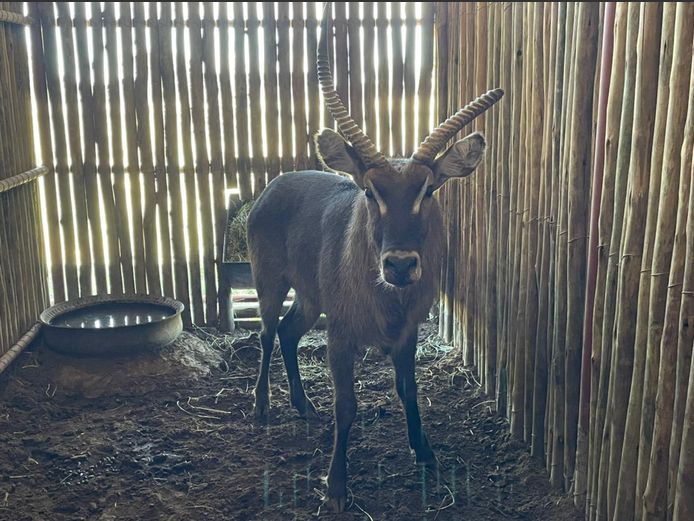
[382,252,421,286]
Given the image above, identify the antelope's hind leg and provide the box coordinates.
[277,295,320,418]
[252,278,290,419]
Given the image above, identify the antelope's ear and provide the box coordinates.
[432,132,486,189]
[314,129,368,186]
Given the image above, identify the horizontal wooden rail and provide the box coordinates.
[0,166,48,194]
[0,324,41,375]
[0,9,32,25]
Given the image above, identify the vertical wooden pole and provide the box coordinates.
[417,2,434,144]
[133,2,162,296]
[347,2,363,132]
[38,3,82,299]
[189,2,218,324]
[496,1,513,416]
[550,2,577,490]
[291,3,309,170]
[247,3,266,194]
[591,5,639,519]
[29,2,64,302]
[203,1,228,318]
[150,2,174,298]
[613,5,675,519]
[391,3,404,157]
[642,5,694,519]
[74,3,107,295]
[606,4,662,519]
[403,2,415,153]
[276,3,293,173]
[233,2,252,201]
[119,2,148,295]
[159,2,191,326]
[564,0,600,495]
[175,2,204,325]
[587,4,626,516]
[306,3,320,167]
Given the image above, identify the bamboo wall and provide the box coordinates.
[437,2,694,520]
[29,2,436,327]
[0,3,48,361]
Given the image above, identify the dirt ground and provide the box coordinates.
[0,321,580,521]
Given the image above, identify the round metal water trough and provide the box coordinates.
[40,294,184,357]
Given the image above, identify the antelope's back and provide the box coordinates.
[246,171,359,289]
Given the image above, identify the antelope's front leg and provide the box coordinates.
[325,332,357,512]
[392,334,436,466]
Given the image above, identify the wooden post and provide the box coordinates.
[148,2,174,298]
[591,5,639,518]
[550,2,577,490]
[508,1,524,431]
[612,5,675,519]
[669,82,694,517]
[574,4,614,508]
[203,2,228,318]
[391,3,404,157]
[606,4,662,519]
[276,3,293,173]
[38,3,82,299]
[119,2,148,295]
[563,1,600,494]
[29,2,64,302]
[233,2,252,201]
[189,3,218,325]
[247,3,266,194]
[306,3,320,167]
[73,3,107,295]
[175,2,204,325]
[642,5,694,520]
[291,3,309,171]
[496,1,513,417]
[159,2,192,326]
[587,4,626,516]
[403,1,416,153]
[672,185,694,521]
[133,2,162,296]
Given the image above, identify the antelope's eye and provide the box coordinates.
[425,186,435,197]
[364,188,374,199]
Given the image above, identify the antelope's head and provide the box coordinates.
[314,4,503,288]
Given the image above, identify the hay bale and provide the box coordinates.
[223,201,254,262]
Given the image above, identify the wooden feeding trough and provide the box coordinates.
[39,294,184,357]
[218,193,256,332]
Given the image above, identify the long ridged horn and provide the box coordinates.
[412,88,505,164]
[317,2,388,169]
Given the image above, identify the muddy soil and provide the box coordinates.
[0,322,579,521]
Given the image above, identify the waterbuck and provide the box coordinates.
[246,4,503,512]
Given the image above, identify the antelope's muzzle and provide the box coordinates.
[382,251,422,287]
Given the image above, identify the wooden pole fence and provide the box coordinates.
[436,3,694,519]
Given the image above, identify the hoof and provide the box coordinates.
[297,396,321,421]
[325,495,347,513]
[253,394,270,420]
[415,447,438,467]
[325,476,348,512]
